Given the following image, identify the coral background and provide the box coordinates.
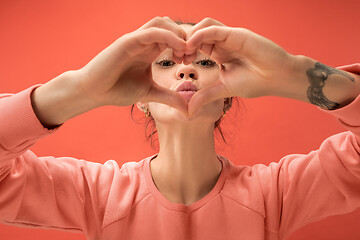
[0,0,359,239]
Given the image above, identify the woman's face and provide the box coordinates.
[140,24,226,124]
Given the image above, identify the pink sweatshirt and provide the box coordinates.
[1,64,360,240]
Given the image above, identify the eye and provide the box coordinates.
[155,58,217,68]
[196,58,217,68]
[156,58,175,68]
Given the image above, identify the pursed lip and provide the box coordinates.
[175,81,199,92]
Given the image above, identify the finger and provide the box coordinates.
[173,49,184,57]
[187,17,226,40]
[172,48,186,64]
[163,16,187,40]
[138,28,186,50]
[157,43,168,53]
[184,44,214,65]
[184,52,197,65]
[173,53,183,64]
[139,16,187,41]
[127,28,186,60]
[141,83,189,118]
[185,26,230,54]
[198,43,214,58]
[188,81,231,117]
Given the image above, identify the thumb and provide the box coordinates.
[140,83,189,118]
[188,81,230,117]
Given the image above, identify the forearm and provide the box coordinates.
[31,71,101,129]
[280,55,360,110]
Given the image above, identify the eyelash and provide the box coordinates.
[156,58,217,68]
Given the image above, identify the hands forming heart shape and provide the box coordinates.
[78,16,298,118]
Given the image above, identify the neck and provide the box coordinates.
[150,121,222,205]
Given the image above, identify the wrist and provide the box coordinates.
[31,70,100,128]
[286,55,317,103]
[281,55,360,109]
[263,54,314,101]
[319,66,360,109]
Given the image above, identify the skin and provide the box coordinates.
[31,16,360,206]
[137,25,229,205]
[135,20,360,206]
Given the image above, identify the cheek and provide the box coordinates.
[151,69,176,88]
[201,70,219,84]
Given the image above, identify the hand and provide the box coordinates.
[185,18,297,116]
[76,17,189,116]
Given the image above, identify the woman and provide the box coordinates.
[0,16,359,240]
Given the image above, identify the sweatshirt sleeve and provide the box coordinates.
[254,63,360,240]
[0,85,116,239]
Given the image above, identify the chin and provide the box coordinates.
[150,99,223,122]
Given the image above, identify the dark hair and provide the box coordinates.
[130,20,244,151]
[174,21,196,26]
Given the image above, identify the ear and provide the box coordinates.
[224,98,233,112]
[136,102,150,112]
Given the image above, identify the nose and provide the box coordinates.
[176,66,198,80]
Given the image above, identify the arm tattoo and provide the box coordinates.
[306,62,355,110]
